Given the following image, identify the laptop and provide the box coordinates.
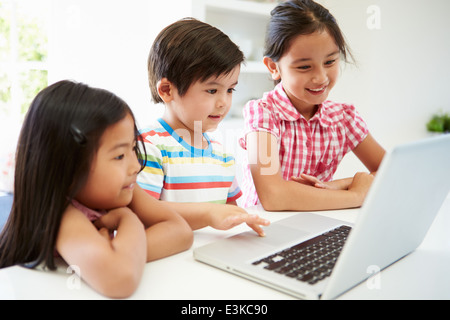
[194,134,450,299]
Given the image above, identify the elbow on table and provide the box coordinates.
[168,214,194,253]
[257,187,287,212]
[180,222,194,250]
[259,198,285,212]
[94,267,143,299]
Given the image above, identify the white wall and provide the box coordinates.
[320,0,450,148]
[48,0,193,127]
[316,0,450,176]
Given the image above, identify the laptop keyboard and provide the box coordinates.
[252,225,351,285]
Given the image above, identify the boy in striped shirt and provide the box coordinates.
[137,18,269,235]
[139,118,241,204]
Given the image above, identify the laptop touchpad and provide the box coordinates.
[231,223,310,248]
[261,223,310,246]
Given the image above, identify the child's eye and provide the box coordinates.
[115,154,125,160]
[206,89,217,94]
[297,65,311,70]
[325,59,336,66]
[227,88,236,94]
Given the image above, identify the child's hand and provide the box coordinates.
[94,207,143,239]
[209,205,270,237]
[291,173,335,189]
[291,174,352,190]
[347,172,374,202]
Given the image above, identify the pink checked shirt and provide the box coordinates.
[239,83,368,207]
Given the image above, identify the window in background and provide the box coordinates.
[0,0,49,193]
[0,0,49,119]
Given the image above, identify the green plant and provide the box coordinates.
[426,112,450,133]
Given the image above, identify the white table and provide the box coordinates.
[1,194,449,300]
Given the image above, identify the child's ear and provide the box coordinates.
[263,56,281,81]
[157,78,174,103]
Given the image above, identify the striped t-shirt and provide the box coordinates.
[137,118,242,203]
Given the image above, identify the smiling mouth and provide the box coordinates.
[208,115,222,120]
[124,183,135,190]
[306,86,327,94]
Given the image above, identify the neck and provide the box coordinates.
[282,88,320,121]
[162,113,208,149]
[295,103,319,121]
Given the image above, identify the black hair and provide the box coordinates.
[265,0,353,64]
[148,17,244,103]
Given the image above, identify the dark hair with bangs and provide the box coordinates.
[265,0,353,64]
[0,80,146,270]
[148,17,244,103]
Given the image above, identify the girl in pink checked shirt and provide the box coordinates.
[239,0,386,211]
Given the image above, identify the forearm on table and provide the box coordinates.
[327,177,353,189]
[163,201,214,230]
[144,215,193,261]
[256,179,362,212]
[128,186,194,261]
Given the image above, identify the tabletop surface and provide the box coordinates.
[1,193,449,300]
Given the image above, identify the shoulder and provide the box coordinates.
[243,85,283,117]
[243,94,283,134]
[57,203,98,246]
[321,100,356,115]
[139,121,170,145]
[210,141,236,165]
[321,101,368,148]
[139,121,175,158]
[204,133,235,162]
[321,101,365,125]
[243,97,274,122]
[61,203,89,223]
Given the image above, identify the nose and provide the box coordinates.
[311,66,328,85]
[216,92,231,110]
[130,150,141,175]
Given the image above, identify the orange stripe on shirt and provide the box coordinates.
[141,130,171,141]
[143,188,161,199]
